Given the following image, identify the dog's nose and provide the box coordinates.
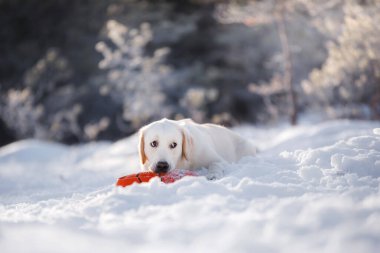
[155,161,169,173]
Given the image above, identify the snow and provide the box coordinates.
[1,120,379,253]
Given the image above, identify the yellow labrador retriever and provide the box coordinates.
[138,118,256,178]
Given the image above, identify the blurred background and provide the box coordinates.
[0,0,379,147]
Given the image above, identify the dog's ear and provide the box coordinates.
[138,130,147,165]
[181,128,193,161]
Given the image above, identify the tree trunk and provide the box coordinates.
[276,2,298,125]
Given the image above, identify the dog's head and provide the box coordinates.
[138,119,192,173]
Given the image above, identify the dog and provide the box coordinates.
[138,118,256,178]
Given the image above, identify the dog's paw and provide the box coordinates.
[206,163,225,180]
[206,174,218,181]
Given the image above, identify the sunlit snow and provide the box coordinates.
[1,120,379,253]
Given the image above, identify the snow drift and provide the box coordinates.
[0,120,379,253]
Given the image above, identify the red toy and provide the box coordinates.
[116,170,198,187]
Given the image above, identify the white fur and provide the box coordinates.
[138,118,256,177]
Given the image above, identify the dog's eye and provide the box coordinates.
[169,142,177,149]
[150,141,158,148]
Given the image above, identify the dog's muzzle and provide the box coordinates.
[154,161,170,173]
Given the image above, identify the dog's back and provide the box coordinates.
[179,119,255,163]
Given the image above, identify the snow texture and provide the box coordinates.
[0,120,380,253]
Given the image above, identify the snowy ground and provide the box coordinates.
[0,119,379,253]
